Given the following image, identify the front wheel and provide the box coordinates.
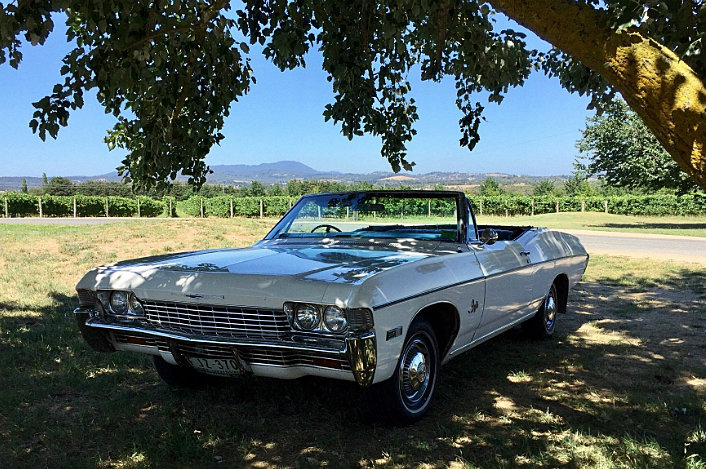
[523,283,558,339]
[366,320,439,425]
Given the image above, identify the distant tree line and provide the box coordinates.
[24,177,378,200]
[16,174,699,202]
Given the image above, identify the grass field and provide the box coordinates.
[0,219,704,468]
[478,212,706,237]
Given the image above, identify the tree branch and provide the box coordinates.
[489,0,706,190]
[117,0,231,52]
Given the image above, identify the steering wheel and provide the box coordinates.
[310,224,342,233]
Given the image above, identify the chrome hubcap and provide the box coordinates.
[545,293,556,329]
[407,352,427,391]
[400,337,432,407]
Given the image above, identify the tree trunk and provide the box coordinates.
[489,0,706,190]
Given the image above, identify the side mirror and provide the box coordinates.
[479,228,499,245]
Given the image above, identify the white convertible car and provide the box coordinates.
[75,190,588,423]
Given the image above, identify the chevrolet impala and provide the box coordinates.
[74,190,588,423]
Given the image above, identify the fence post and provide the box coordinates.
[531,199,535,216]
[555,200,560,213]
[73,197,77,218]
[479,199,483,216]
[346,206,350,220]
[260,199,264,218]
[504,199,508,217]
[200,198,204,218]
[230,199,234,218]
[169,198,173,217]
[39,197,43,218]
[428,200,431,217]
[137,198,141,218]
[604,200,609,214]
[3,197,7,218]
[581,200,586,212]
[105,197,109,217]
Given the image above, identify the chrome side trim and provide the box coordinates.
[345,331,377,387]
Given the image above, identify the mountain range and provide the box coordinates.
[0,160,567,190]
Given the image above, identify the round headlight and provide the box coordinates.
[110,291,129,315]
[324,306,347,332]
[128,293,144,316]
[295,304,320,331]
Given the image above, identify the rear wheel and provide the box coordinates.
[366,320,439,425]
[524,283,558,339]
[153,356,204,387]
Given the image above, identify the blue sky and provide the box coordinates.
[0,15,593,178]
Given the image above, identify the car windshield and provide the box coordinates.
[267,192,460,242]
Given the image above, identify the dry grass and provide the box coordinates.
[0,220,704,468]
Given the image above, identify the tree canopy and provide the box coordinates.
[1,0,705,189]
[478,177,504,196]
[576,100,699,193]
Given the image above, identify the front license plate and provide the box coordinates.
[187,357,241,377]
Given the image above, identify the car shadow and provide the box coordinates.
[2,280,705,468]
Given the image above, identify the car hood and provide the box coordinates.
[108,242,439,279]
[77,240,453,307]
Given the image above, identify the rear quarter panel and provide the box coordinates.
[518,229,589,297]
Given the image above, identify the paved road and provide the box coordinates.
[1,217,704,265]
[0,217,183,225]
[564,229,706,266]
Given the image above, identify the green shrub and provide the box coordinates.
[74,195,107,217]
[264,196,293,217]
[5,193,39,217]
[42,195,73,217]
[3,192,705,219]
[159,196,176,217]
[177,196,203,217]
[106,196,136,217]
[233,197,260,217]
[205,196,231,217]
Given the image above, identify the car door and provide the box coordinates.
[443,248,487,350]
[470,239,537,340]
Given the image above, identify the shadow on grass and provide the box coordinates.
[1,280,704,468]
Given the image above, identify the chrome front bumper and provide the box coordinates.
[74,307,377,386]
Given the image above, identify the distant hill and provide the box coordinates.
[0,160,568,191]
[206,161,329,183]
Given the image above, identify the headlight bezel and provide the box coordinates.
[284,302,367,334]
[98,290,146,318]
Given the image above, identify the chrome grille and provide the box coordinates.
[174,341,351,371]
[142,300,290,339]
[112,332,168,349]
[77,289,97,307]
